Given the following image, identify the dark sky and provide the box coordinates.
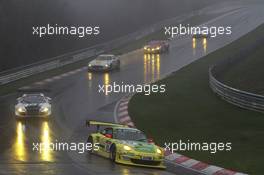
[0,0,219,71]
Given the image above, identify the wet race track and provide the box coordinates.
[1,1,264,175]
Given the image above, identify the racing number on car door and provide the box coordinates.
[100,128,113,153]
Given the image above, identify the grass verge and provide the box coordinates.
[129,24,264,175]
[220,44,264,95]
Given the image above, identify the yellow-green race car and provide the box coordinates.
[86,120,166,169]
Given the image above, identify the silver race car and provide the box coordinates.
[88,54,120,72]
[15,93,51,118]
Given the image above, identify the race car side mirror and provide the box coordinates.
[105,134,112,138]
[148,138,154,143]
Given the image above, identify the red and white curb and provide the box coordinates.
[114,95,247,175]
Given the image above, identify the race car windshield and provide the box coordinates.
[97,56,113,61]
[21,95,46,103]
[114,129,147,142]
[148,41,161,45]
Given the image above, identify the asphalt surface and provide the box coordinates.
[1,1,264,175]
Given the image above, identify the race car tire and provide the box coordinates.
[87,136,94,154]
[110,145,117,162]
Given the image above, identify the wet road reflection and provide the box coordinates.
[144,54,161,83]
[104,73,110,96]
[121,167,166,175]
[41,121,52,161]
[203,38,207,53]
[122,168,130,175]
[192,37,208,55]
[14,121,27,161]
[87,72,93,89]
[88,72,92,81]
[156,54,160,80]
[192,38,196,55]
[12,120,54,162]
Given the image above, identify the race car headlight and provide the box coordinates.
[156,148,162,154]
[88,64,92,67]
[156,47,160,50]
[17,107,26,113]
[144,46,147,50]
[151,48,155,51]
[123,145,132,151]
[105,64,109,67]
[40,107,49,113]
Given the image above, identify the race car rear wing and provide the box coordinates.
[16,88,52,101]
[86,120,127,131]
[86,120,126,127]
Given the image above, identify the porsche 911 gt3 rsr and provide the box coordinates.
[15,93,51,118]
[86,120,165,169]
[88,54,120,72]
[144,40,169,54]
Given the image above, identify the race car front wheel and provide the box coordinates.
[110,145,117,162]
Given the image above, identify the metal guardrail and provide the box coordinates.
[0,11,197,86]
[209,66,264,113]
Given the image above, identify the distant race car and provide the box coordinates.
[86,120,166,169]
[88,54,120,72]
[144,40,169,54]
[15,93,51,118]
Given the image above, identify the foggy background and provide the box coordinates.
[0,0,220,71]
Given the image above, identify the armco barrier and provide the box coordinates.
[209,66,264,113]
[0,9,199,86]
